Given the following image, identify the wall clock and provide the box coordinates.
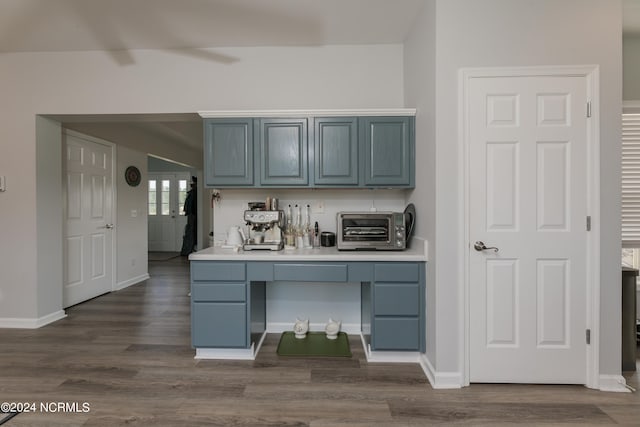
[125,166,141,187]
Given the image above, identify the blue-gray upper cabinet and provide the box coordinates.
[314,117,359,186]
[258,118,308,186]
[361,116,414,188]
[203,118,254,186]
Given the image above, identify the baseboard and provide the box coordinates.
[419,354,463,389]
[599,374,632,393]
[195,343,257,360]
[115,273,150,291]
[0,310,66,329]
[266,322,360,335]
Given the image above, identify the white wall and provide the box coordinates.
[210,188,407,243]
[36,117,63,319]
[148,156,196,174]
[431,0,622,378]
[115,145,149,288]
[403,0,437,365]
[624,35,640,100]
[65,122,203,170]
[407,0,625,385]
[0,44,404,323]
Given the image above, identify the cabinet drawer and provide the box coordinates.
[374,263,419,282]
[374,283,419,316]
[273,264,348,282]
[373,317,419,350]
[192,283,246,302]
[192,262,245,281]
[192,303,247,348]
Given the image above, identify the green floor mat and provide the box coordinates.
[276,331,352,357]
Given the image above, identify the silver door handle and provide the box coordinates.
[474,241,498,252]
[99,223,114,229]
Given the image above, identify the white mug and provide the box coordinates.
[227,226,243,246]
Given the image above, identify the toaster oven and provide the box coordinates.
[337,212,406,250]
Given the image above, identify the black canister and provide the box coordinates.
[320,231,336,247]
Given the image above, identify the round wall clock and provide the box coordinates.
[125,166,141,187]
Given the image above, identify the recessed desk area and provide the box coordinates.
[189,242,427,363]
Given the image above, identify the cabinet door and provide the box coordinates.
[203,118,253,186]
[314,117,358,185]
[362,117,413,187]
[373,318,420,350]
[259,118,308,186]
[192,302,247,348]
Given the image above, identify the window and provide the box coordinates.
[148,180,157,215]
[622,110,640,247]
[161,180,170,216]
[621,104,640,285]
[178,179,188,216]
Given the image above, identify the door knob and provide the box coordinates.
[474,241,498,252]
[100,223,114,229]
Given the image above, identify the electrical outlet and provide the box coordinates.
[314,200,325,214]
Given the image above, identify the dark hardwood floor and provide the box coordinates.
[1,256,639,426]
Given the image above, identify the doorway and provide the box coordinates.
[148,172,190,252]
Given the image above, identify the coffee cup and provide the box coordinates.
[227,226,243,246]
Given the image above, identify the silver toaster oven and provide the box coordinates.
[337,212,406,250]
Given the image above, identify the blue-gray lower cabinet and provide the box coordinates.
[364,263,425,351]
[190,260,425,353]
[191,261,252,349]
[192,303,247,348]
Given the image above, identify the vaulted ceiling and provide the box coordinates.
[6,0,424,164]
[4,0,634,167]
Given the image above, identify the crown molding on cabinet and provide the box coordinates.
[198,109,417,118]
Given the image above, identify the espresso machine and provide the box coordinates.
[243,209,284,251]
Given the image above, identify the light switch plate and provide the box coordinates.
[0,176,5,192]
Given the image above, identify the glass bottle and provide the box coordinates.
[303,204,312,248]
[285,204,295,248]
[295,204,304,248]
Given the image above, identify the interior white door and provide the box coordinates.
[63,133,114,308]
[468,75,588,383]
[148,173,189,252]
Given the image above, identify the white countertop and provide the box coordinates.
[189,238,428,262]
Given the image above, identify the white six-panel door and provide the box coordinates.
[468,75,588,383]
[63,132,114,308]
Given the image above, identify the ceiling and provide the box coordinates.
[0,0,425,53]
[8,0,635,166]
[12,0,423,165]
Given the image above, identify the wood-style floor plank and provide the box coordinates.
[0,255,638,426]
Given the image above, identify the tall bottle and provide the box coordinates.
[285,204,295,249]
[295,204,304,248]
[303,204,312,248]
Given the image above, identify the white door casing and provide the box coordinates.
[63,131,115,308]
[148,173,189,252]
[461,66,599,387]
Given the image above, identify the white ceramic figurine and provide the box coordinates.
[325,318,341,340]
[293,318,309,339]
